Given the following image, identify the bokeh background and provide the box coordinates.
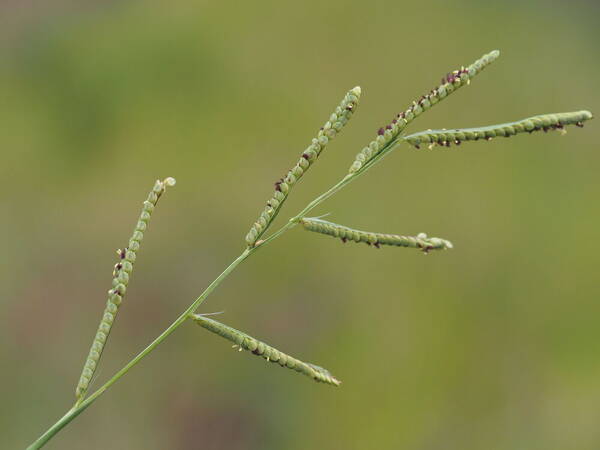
[2,1,599,449]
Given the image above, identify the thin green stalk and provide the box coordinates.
[28,154,389,449]
[258,158,389,247]
[257,177,350,247]
[28,249,251,449]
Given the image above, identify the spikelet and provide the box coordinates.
[348,50,500,173]
[191,314,340,386]
[301,218,453,253]
[245,87,362,247]
[75,177,176,401]
[403,110,593,148]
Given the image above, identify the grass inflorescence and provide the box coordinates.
[27,49,592,449]
[404,110,593,149]
[192,314,340,386]
[301,217,453,253]
[75,178,176,401]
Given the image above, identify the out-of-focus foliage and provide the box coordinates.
[1,1,598,449]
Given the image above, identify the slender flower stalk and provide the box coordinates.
[74,177,176,402]
[191,314,340,386]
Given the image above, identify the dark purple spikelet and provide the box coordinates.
[374,242,380,248]
[576,121,584,128]
[454,140,461,145]
[441,67,468,86]
[385,125,392,130]
[341,237,347,243]
[301,153,310,160]
[377,127,385,136]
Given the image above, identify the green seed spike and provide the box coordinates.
[348,50,500,174]
[403,110,593,149]
[75,177,176,401]
[191,314,341,386]
[301,217,453,253]
[245,87,362,247]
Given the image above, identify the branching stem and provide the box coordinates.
[26,157,378,449]
[27,47,592,448]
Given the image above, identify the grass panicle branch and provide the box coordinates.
[348,49,500,174]
[301,217,453,253]
[28,49,592,449]
[191,314,340,386]
[74,177,176,401]
[403,110,594,149]
[245,87,361,247]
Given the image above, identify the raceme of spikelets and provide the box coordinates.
[245,87,361,247]
[300,218,453,253]
[75,177,176,401]
[191,314,340,386]
[348,50,500,174]
[403,110,594,149]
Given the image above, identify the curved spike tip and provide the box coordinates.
[163,177,176,187]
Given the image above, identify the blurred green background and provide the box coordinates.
[2,1,599,449]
